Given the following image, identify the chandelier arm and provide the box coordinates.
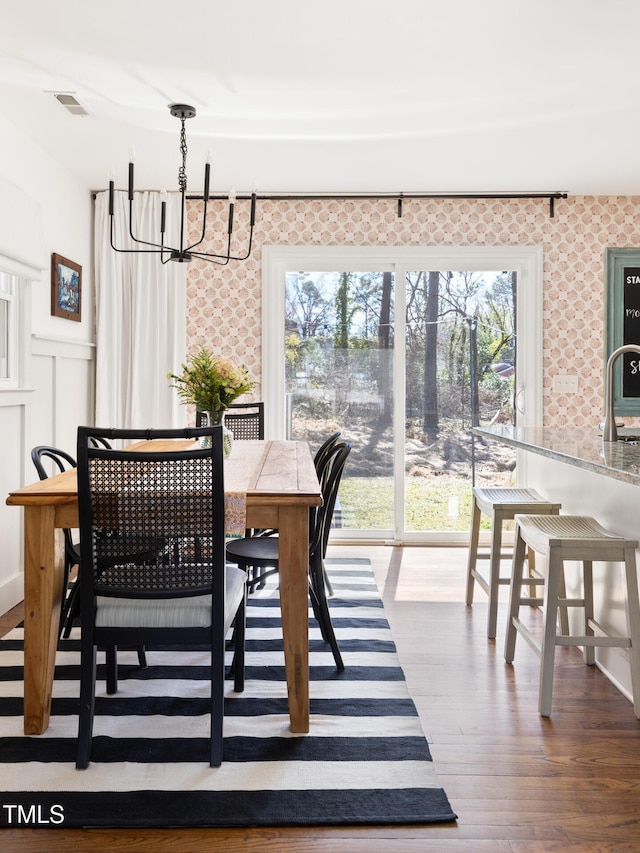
[187,192,256,260]
[221,229,232,264]
[178,187,187,256]
[189,230,232,264]
[112,247,171,255]
[223,193,256,260]
[110,215,166,254]
[109,182,173,254]
[224,224,255,262]
[185,225,232,263]
[189,251,232,266]
[184,198,209,253]
[187,220,255,262]
[126,197,175,252]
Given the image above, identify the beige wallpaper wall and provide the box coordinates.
[186,195,640,428]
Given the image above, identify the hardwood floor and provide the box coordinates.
[3,544,640,852]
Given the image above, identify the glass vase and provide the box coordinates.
[199,409,233,457]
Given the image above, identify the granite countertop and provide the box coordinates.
[472,424,640,486]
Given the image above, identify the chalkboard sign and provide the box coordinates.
[622,266,640,397]
[606,249,640,415]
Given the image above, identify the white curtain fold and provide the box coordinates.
[94,190,187,428]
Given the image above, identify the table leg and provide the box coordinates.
[277,504,310,733]
[22,505,65,735]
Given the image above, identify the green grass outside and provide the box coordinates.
[338,474,494,533]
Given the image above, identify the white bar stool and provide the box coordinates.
[504,514,640,717]
[465,487,562,639]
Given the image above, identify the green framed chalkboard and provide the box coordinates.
[606,247,640,415]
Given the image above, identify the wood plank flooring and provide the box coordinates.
[3,544,640,852]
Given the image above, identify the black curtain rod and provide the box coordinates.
[184,190,568,217]
[94,189,568,218]
[186,191,567,202]
[98,189,567,202]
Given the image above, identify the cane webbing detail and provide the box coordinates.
[87,453,221,598]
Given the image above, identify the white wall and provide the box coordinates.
[0,111,95,615]
[521,450,640,705]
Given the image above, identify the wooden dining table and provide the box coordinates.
[6,439,322,736]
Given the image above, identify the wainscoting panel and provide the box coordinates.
[0,336,95,616]
[30,336,95,453]
[0,403,26,614]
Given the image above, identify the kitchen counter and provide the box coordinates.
[474,423,640,703]
[473,424,640,487]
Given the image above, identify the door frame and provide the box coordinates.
[262,244,543,542]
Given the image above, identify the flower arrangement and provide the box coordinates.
[168,347,255,412]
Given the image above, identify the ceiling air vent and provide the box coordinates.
[52,93,89,116]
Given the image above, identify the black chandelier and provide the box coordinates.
[108,103,256,264]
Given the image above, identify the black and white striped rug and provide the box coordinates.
[0,558,456,829]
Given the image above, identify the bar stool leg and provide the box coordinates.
[582,560,595,665]
[505,525,527,663]
[557,565,570,636]
[486,509,504,640]
[527,548,537,599]
[465,496,481,606]
[622,546,640,718]
[539,546,562,717]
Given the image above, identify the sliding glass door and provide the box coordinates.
[263,246,542,542]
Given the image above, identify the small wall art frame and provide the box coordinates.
[51,253,81,322]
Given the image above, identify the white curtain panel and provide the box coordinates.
[94,190,187,428]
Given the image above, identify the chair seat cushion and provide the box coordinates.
[95,565,246,633]
[226,535,280,565]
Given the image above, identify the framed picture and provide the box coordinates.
[51,253,81,322]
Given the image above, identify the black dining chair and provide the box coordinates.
[226,439,351,671]
[75,424,246,769]
[196,401,264,440]
[31,444,153,664]
[31,446,82,639]
[88,436,113,449]
[248,430,342,591]
[313,431,341,482]
[224,401,264,440]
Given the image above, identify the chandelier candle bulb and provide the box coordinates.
[160,188,167,234]
[203,162,210,199]
[228,189,235,234]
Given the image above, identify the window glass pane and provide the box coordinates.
[0,271,13,295]
[285,270,394,531]
[0,298,8,379]
[404,270,516,533]
[0,271,16,382]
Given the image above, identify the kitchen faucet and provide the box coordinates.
[602,344,640,441]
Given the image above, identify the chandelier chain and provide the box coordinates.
[178,118,188,194]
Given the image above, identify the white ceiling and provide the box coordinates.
[1,0,640,197]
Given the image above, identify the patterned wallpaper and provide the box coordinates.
[186,195,640,428]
